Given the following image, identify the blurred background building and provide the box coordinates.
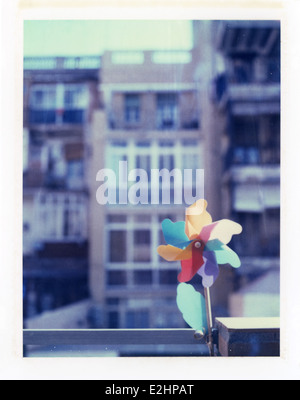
[210,21,280,317]
[23,56,100,323]
[23,20,280,344]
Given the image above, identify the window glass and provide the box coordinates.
[133,270,153,285]
[136,155,151,176]
[64,85,87,109]
[182,154,199,170]
[159,270,179,285]
[107,270,127,286]
[30,86,56,109]
[109,231,127,262]
[108,311,119,328]
[159,154,175,171]
[133,230,151,262]
[156,93,178,130]
[124,93,140,124]
[66,160,84,190]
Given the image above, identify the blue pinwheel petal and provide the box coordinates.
[204,238,224,251]
[197,251,219,288]
[162,219,193,249]
[205,239,241,268]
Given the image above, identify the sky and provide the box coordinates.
[23,20,193,57]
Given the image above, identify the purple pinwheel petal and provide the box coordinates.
[197,251,219,288]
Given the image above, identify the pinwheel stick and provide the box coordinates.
[204,287,214,356]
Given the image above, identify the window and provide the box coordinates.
[133,230,151,262]
[106,213,185,272]
[35,192,87,241]
[65,143,84,189]
[45,142,67,188]
[231,117,260,165]
[109,231,127,262]
[107,271,127,286]
[30,86,56,109]
[108,311,119,328]
[156,93,178,130]
[136,155,151,177]
[159,154,175,171]
[159,269,179,285]
[260,115,280,164]
[133,270,153,285]
[66,160,84,190]
[106,150,128,188]
[29,84,87,124]
[124,94,140,124]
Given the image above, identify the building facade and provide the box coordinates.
[23,56,100,319]
[87,49,208,328]
[210,21,281,316]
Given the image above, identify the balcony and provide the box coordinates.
[215,77,280,115]
[214,21,280,115]
[230,164,280,184]
[215,20,280,57]
[229,165,280,213]
[29,109,85,125]
[23,56,101,82]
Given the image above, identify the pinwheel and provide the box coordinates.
[157,199,242,355]
[157,199,242,288]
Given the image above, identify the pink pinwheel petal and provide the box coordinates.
[200,219,242,245]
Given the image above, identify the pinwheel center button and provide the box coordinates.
[194,241,202,249]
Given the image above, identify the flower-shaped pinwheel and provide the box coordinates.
[157,199,242,288]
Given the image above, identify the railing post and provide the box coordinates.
[215,317,280,357]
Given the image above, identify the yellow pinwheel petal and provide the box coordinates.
[157,244,193,262]
[185,199,213,240]
[200,219,242,245]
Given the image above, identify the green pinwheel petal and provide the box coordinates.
[176,283,208,331]
[205,239,241,268]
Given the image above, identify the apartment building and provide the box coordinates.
[23,56,100,319]
[87,49,210,329]
[210,21,281,316]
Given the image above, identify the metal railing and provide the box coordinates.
[23,317,280,357]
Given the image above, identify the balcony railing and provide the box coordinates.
[23,317,280,357]
[24,56,101,71]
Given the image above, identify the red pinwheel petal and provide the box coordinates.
[178,243,205,282]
